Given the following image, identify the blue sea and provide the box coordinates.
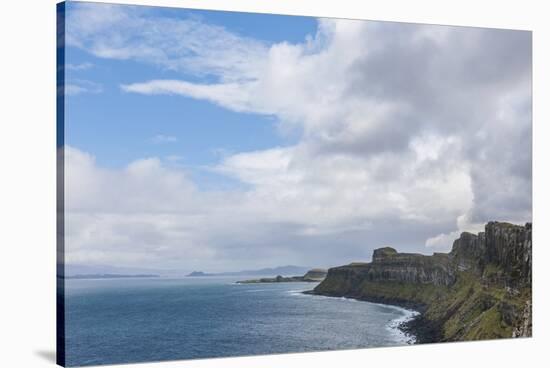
[64,277,417,366]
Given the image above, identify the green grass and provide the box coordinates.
[423,271,529,341]
[317,268,530,341]
[315,255,531,342]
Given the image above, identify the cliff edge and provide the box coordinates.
[311,221,532,342]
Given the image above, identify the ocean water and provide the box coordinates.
[64,277,417,366]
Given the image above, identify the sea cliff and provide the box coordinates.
[310,221,532,342]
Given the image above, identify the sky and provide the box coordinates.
[61,1,532,273]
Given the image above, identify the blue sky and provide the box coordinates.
[62,1,531,271]
[65,3,316,190]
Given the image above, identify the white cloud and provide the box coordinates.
[151,134,178,144]
[64,79,102,96]
[66,3,268,82]
[425,213,487,250]
[64,4,532,269]
[121,80,266,114]
[66,62,94,71]
[425,231,461,249]
[165,155,184,162]
[65,140,474,270]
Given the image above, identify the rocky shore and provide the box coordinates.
[308,221,532,343]
[237,268,327,284]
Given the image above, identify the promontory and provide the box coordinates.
[237,268,327,284]
[308,221,532,342]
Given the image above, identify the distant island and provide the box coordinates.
[186,271,209,277]
[186,265,310,277]
[307,221,532,342]
[237,269,327,284]
[65,274,160,279]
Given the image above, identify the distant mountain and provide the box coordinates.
[186,265,310,277]
[244,265,311,276]
[63,264,312,279]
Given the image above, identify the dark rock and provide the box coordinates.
[399,314,443,344]
[372,247,398,263]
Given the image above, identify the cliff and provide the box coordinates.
[302,268,328,281]
[311,221,532,342]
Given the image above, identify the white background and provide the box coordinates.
[0,0,548,367]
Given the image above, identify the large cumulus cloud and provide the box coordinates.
[64,3,532,271]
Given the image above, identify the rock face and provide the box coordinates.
[312,221,532,342]
[369,247,454,285]
[485,222,532,286]
[451,222,532,282]
[302,268,328,281]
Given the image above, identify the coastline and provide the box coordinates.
[398,313,443,344]
[302,289,425,344]
[304,222,532,343]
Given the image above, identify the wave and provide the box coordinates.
[290,290,419,344]
[289,291,368,304]
[386,309,419,344]
[244,289,270,293]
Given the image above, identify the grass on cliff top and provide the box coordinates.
[350,270,530,341]
[357,280,447,307]
[316,260,531,342]
[490,221,523,228]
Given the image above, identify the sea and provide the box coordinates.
[63,276,418,366]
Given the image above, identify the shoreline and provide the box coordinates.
[303,290,442,344]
